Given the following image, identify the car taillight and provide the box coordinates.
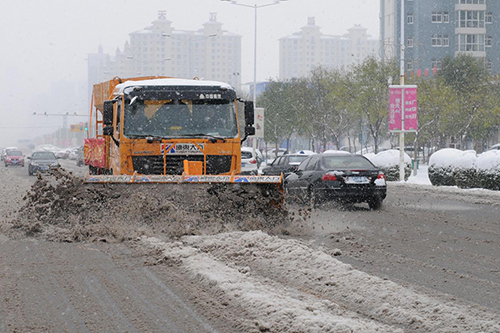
[377,172,386,180]
[250,158,257,164]
[322,172,338,181]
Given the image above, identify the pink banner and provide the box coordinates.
[404,87,418,131]
[389,86,418,132]
[389,87,402,131]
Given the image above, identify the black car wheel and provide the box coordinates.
[307,185,322,208]
[368,196,383,210]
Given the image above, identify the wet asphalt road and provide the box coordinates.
[302,183,500,312]
[0,162,235,333]
[1,160,500,331]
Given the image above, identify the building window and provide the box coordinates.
[443,35,449,47]
[443,11,449,23]
[431,34,443,47]
[432,11,442,23]
[485,35,493,47]
[456,11,485,28]
[486,12,493,24]
[456,0,485,4]
[407,37,414,48]
[431,58,442,70]
[407,13,414,24]
[456,34,485,52]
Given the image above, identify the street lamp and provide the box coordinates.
[221,0,288,106]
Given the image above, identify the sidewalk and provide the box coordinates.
[406,164,432,185]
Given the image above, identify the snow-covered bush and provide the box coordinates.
[366,149,411,181]
[428,148,463,186]
[451,150,478,189]
[475,150,500,191]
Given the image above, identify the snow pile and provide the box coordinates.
[429,148,465,168]
[429,149,500,190]
[10,168,292,241]
[143,231,500,333]
[366,149,411,181]
[370,149,411,167]
[428,149,467,187]
[476,149,500,171]
[475,150,500,190]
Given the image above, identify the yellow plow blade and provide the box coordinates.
[84,174,283,185]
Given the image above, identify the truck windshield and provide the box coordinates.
[123,98,238,138]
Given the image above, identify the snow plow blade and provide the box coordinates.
[83,173,284,210]
[84,174,282,185]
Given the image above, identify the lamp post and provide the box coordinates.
[221,0,287,106]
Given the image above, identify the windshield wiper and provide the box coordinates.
[180,133,227,143]
[127,135,175,142]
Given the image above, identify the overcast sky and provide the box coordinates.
[0,0,379,147]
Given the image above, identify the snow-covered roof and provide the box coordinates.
[114,78,234,94]
[322,150,351,156]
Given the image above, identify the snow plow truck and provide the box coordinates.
[84,76,282,205]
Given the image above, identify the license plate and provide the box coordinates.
[241,163,245,167]
[40,166,49,170]
[12,161,18,163]
[345,176,369,184]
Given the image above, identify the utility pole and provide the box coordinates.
[399,0,405,182]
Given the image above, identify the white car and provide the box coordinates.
[490,143,500,150]
[241,147,263,175]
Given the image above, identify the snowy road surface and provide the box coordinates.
[1,162,500,332]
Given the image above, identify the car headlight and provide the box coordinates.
[31,162,40,166]
[51,162,60,167]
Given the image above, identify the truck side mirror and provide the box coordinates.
[244,101,254,126]
[103,101,114,126]
[245,125,255,136]
[103,126,113,136]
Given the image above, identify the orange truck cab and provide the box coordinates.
[84,77,258,179]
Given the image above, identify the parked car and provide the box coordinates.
[4,150,24,167]
[28,151,59,176]
[489,143,500,150]
[266,148,288,159]
[261,153,311,177]
[241,147,263,175]
[68,147,80,160]
[1,147,18,161]
[285,153,387,209]
[75,146,85,167]
[55,149,71,159]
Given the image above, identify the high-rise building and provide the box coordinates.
[279,18,379,80]
[380,0,500,76]
[87,11,242,100]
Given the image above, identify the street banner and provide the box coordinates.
[389,85,417,132]
[254,107,265,138]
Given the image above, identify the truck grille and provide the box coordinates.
[132,155,232,175]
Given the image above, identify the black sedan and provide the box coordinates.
[285,153,387,209]
[28,151,59,176]
[261,153,311,177]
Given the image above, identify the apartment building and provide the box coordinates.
[279,18,379,80]
[380,0,500,75]
[88,11,242,99]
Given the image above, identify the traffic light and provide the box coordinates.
[84,122,88,131]
[79,122,84,131]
